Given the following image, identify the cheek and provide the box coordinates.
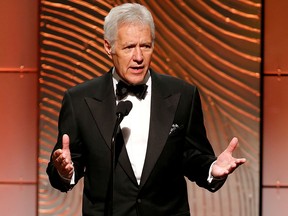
[117,55,131,66]
[144,53,153,62]
[113,56,126,69]
[115,58,132,76]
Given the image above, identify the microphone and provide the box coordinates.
[116,100,133,122]
[112,100,132,154]
[106,100,133,216]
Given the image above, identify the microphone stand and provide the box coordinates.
[106,113,123,216]
[106,100,132,216]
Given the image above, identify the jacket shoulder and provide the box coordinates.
[65,72,113,98]
[151,70,197,93]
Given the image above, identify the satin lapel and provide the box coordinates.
[140,73,180,188]
[117,130,138,185]
[84,74,116,147]
[84,72,137,185]
[85,99,115,148]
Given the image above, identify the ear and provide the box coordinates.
[104,40,112,58]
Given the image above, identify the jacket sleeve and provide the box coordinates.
[182,87,226,192]
[46,90,85,192]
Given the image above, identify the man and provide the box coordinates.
[47,3,246,216]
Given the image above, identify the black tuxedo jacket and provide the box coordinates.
[47,69,224,216]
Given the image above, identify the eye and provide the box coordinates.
[124,45,135,50]
[141,44,152,49]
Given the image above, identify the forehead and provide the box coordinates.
[116,23,152,42]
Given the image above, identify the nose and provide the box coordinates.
[133,47,143,62]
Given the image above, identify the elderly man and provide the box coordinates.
[47,3,246,216]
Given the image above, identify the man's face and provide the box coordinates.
[104,23,154,85]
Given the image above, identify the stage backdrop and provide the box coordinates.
[38,1,261,215]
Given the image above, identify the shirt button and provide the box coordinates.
[137,199,142,203]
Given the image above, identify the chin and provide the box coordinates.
[133,78,146,85]
[126,75,145,85]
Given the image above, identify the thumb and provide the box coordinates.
[62,134,70,152]
[226,137,238,154]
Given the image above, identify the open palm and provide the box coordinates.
[212,137,246,178]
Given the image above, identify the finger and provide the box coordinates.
[55,154,65,166]
[54,159,65,171]
[53,149,62,158]
[230,158,246,171]
[53,151,70,167]
[62,134,70,152]
[235,158,247,165]
[60,164,74,179]
[65,163,74,171]
[226,137,238,154]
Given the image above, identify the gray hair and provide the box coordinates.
[104,3,155,50]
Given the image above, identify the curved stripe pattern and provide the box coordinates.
[39,1,261,215]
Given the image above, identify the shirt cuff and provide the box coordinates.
[207,160,226,184]
[57,163,75,185]
[207,161,217,183]
[58,171,75,185]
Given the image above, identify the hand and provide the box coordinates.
[211,137,246,178]
[52,134,74,180]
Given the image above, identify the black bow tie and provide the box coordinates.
[116,80,148,100]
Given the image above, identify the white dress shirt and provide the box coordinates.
[113,70,151,185]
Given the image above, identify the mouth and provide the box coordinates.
[130,66,145,73]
